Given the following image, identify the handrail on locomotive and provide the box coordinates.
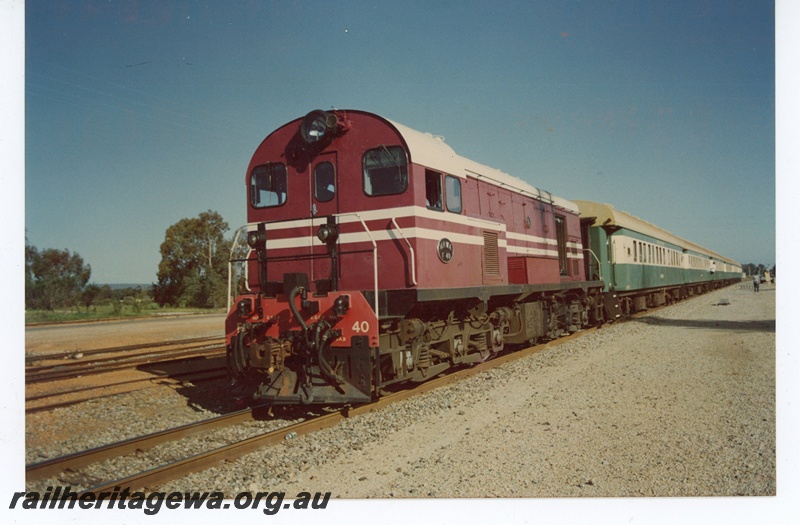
[389,217,417,286]
[227,212,380,317]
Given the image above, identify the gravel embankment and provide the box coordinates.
[27,284,775,499]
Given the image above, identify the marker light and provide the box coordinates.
[317,223,338,243]
[237,298,253,317]
[333,295,350,316]
[247,229,267,250]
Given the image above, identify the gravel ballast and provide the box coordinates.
[26,284,777,504]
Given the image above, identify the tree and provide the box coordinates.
[81,284,102,311]
[153,210,231,308]
[26,242,92,310]
[742,263,762,277]
[25,239,37,306]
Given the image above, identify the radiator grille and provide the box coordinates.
[483,231,500,275]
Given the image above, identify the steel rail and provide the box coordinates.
[25,368,228,414]
[27,340,224,373]
[25,366,226,403]
[26,407,263,482]
[26,345,226,383]
[25,336,225,364]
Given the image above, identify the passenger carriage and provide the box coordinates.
[576,200,742,314]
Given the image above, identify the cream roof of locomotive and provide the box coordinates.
[387,118,579,214]
[574,200,739,265]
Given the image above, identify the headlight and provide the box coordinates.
[300,110,338,144]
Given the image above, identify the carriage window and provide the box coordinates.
[314,162,335,202]
[363,146,408,196]
[250,163,287,208]
[425,170,442,210]
[445,175,462,213]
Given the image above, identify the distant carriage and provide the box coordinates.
[576,200,742,315]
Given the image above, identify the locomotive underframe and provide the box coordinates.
[227,280,608,405]
[374,286,604,388]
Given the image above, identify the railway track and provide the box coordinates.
[25,366,228,413]
[26,327,592,493]
[26,406,267,483]
[26,336,223,363]
[25,337,228,412]
[26,337,226,383]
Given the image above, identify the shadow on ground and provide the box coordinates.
[632,316,775,333]
[138,356,318,420]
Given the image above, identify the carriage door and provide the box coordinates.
[311,153,339,291]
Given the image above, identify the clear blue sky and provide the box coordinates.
[22,0,776,284]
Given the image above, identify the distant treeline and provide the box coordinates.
[742,263,775,278]
[26,210,234,313]
[25,239,154,312]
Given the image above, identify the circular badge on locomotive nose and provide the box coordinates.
[437,238,453,263]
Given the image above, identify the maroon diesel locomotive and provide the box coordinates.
[226,109,606,405]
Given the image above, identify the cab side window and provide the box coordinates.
[445,175,462,213]
[425,170,442,210]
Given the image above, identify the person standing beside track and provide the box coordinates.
[753,274,760,293]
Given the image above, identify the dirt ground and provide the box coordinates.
[25,314,226,356]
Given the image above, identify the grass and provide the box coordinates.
[25,303,224,325]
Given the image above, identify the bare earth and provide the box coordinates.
[25,314,225,356]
